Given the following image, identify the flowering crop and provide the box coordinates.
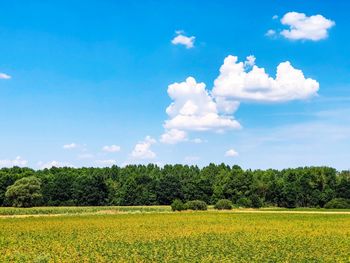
[0,211,349,262]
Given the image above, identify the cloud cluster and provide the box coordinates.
[161,55,319,145]
[281,12,335,41]
[171,31,195,49]
[131,136,156,159]
[0,156,28,167]
[213,55,319,102]
[161,77,241,144]
[267,12,335,41]
[164,77,240,131]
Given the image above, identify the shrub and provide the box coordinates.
[324,198,350,209]
[236,197,252,208]
[185,200,207,211]
[214,199,233,210]
[250,194,263,208]
[171,199,186,211]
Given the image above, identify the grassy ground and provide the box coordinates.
[0,205,171,215]
[0,210,349,262]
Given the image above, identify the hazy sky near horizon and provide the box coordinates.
[1,0,350,170]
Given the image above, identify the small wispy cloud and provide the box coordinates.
[131,136,156,159]
[102,145,121,153]
[94,159,117,167]
[225,149,239,157]
[0,156,28,167]
[265,29,276,37]
[171,30,195,49]
[160,129,188,144]
[38,160,74,169]
[63,143,79,150]
[0,73,11,79]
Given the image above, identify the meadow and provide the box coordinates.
[1,209,349,262]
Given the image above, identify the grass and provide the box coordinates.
[0,206,171,215]
[0,205,349,216]
[0,210,349,262]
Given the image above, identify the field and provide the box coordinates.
[1,208,349,262]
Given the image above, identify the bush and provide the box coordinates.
[324,198,350,209]
[185,200,207,211]
[171,199,186,211]
[214,199,233,210]
[236,197,252,208]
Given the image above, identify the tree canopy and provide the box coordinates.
[0,165,349,208]
[5,176,42,207]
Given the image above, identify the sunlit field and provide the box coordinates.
[1,209,349,262]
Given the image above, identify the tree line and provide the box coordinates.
[0,164,349,208]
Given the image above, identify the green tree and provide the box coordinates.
[337,172,350,199]
[157,172,183,205]
[5,176,42,207]
[73,172,108,206]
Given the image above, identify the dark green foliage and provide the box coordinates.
[336,172,350,199]
[157,172,183,205]
[73,172,108,206]
[214,199,233,210]
[236,197,252,208]
[185,200,207,210]
[324,198,350,209]
[250,194,263,208]
[171,199,186,211]
[0,165,347,208]
[5,176,42,207]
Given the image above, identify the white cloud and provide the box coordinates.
[265,29,276,37]
[272,15,278,20]
[212,55,319,102]
[244,55,256,68]
[94,159,117,167]
[0,156,28,167]
[215,97,240,114]
[102,145,121,153]
[171,31,195,48]
[0,73,11,79]
[131,136,156,159]
[38,160,74,169]
[63,143,79,150]
[225,149,239,157]
[280,12,335,41]
[164,77,241,132]
[160,129,188,144]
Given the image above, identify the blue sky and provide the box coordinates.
[0,0,349,169]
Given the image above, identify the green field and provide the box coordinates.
[1,208,349,262]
